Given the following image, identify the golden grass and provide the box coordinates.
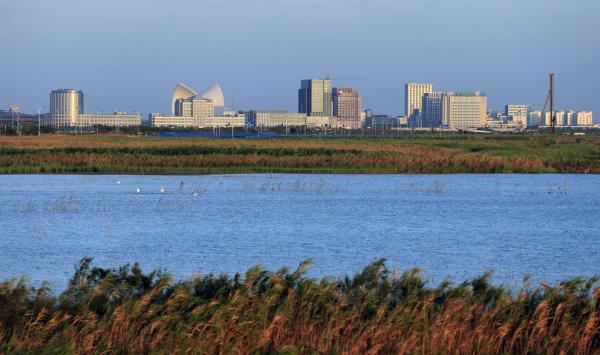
[0,259,598,354]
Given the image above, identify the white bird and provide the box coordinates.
[136,187,141,193]
[160,187,166,193]
[115,179,121,185]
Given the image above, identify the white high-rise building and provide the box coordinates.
[420,91,487,129]
[554,111,565,126]
[405,83,433,125]
[575,111,593,126]
[505,105,528,127]
[542,112,553,126]
[441,92,487,129]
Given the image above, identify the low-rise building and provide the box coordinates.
[307,116,330,128]
[150,114,245,128]
[77,112,142,127]
[246,111,307,128]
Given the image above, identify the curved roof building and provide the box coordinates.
[172,83,198,115]
[171,83,224,114]
[198,84,224,107]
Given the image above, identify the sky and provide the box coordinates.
[0,0,598,118]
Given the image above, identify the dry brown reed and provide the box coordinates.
[0,258,598,354]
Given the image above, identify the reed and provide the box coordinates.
[0,134,599,174]
[0,258,598,354]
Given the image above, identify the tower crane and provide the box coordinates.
[539,73,555,134]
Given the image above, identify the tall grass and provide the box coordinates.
[0,258,598,353]
[0,134,599,174]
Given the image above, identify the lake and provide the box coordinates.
[0,174,598,291]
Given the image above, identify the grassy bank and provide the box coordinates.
[1,134,600,174]
[0,259,598,353]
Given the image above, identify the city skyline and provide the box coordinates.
[31,82,592,130]
[0,0,598,118]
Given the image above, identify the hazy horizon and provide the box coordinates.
[1,0,598,118]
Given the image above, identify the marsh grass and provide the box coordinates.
[1,134,599,174]
[0,258,598,354]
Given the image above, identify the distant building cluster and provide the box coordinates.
[1,78,594,131]
[407,83,488,130]
[405,83,593,131]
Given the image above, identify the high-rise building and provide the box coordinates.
[421,92,444,128]
[505,105,528,127]
[528,110,542,127]
[420,91,487,129]
[442,92,487,129]
[575,111,593,126]
[332,87,362,129]
[405,83,433,125]
[564,110,575,126]
[298,79,332,117]
[554,111,565,126]
[540,111,553,126]
[50,89,84,126]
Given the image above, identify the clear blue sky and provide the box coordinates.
[1,0,598,117]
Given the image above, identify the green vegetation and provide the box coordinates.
[0,258,598,353]
[0,134,599,174]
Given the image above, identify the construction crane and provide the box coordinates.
[539,73,555,134]
[320,74,365,81]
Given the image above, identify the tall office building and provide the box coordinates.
[298,79,332,117]
[50,89,84,126]
[442,92,487,129]
[405,83,433,125]
[332,87,362,128]
[505,105,528,127]
[421,92,444,128]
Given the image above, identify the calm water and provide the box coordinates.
[0,174,598,290]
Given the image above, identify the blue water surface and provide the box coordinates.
[0,174,598,291]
